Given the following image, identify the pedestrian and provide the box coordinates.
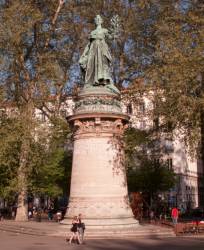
[68,216,81,244]
[36,208,42,222]
[159,213,163,220]
[149,210,154,223]
[56,210,62,223]
[171,207,179,224]
[180,205,186,215]
[78,214,85,244]
[11,209,15,219]
[28,210,32,219]
[48,207,53,221]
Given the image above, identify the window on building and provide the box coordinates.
[165,140,173,153]
[41,112,46,122]
[127,103,133,115]
[153,158,160,167]
[139,102,145,114]
[140,120,146,130]
[166,121,173,132]
[186,194,191,200]
[153,117,159,131]
[186,185,191,191]
[166,158,173,170]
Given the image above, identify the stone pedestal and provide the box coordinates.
[62,86,138,230]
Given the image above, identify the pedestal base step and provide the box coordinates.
[54,224,175,238]
[0,221,175,238]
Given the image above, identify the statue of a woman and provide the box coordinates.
[79,15,113,87]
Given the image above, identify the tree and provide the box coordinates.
[123,0,204,207]
[29,116,72,198]
[0,0,74,220]
[0,115,21,201]
[0,101,72,216]
[145,0,204,155]
[127,159,176,205]
[124,127,176,206]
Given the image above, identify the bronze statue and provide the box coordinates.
[79,15,120,90]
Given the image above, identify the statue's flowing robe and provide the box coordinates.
[79,31,112,86]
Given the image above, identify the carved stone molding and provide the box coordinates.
[67,196,133,219]
[75,97,121,109]
[73,118,128,136]
[74,96,122,114]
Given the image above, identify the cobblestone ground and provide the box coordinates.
[0,231,204,250]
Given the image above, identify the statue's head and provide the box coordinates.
[94,15,103,26]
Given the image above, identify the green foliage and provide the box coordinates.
[124,127,150,169]
[124,127,176,198]
[0,112,71,199]
[0,0,73,210]
[127,160,176,194]
[145,0,204,154]
[30,148,72,197]
[0,116,22,198]
[28,116,72,197]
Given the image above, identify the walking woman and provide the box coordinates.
[68,216,82,244]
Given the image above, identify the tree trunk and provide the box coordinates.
[15,101,33,221]
[15,139,30,221]
[15,187,28,221]
[199,72,204,207]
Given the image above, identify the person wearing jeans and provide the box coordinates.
[171,207,179,224]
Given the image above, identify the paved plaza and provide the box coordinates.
[0,231,204,250]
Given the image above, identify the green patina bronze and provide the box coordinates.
[75,98,121,109]
[79,15,120,94]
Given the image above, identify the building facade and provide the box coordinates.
[122,90,204,210]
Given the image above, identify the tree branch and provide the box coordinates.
[52,0,66,25]
[45,0,66,48]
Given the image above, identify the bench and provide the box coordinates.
[175,222,204,235]
[183,223,198,234]
[197,223,204,233]
[156,220,204,236]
